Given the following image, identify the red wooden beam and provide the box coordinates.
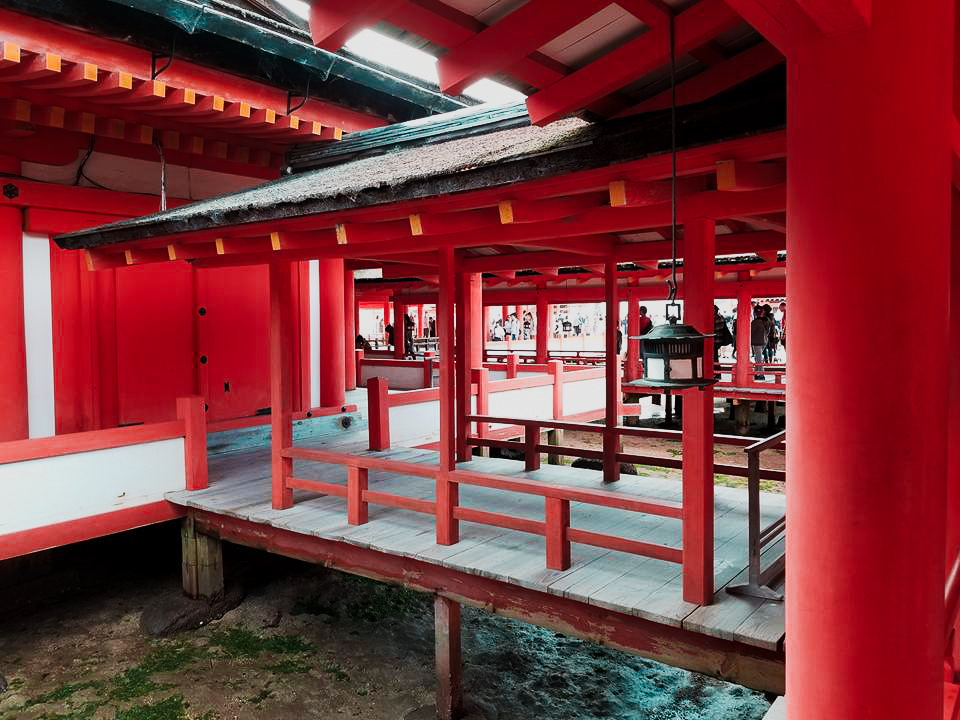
[410,208,499,235]
[721,0,818,54]
[436,0,607,96]
[792,0,870,35]
[460,250,598,273]
[619,41,784,116]
[309,0,406,51]
[499,194,605,224]
[716,159,786,191]
[385,0,571,91]
[526,0,741,125]
[615,0,672,25]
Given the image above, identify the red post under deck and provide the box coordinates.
[787,2,951,716]
[318,259,346,408]
[535,291,549,364]
[603,260,620,483]
[681,217,715,606]
[734,275,751,387]
[269,262,293,510]
[434,595,463,720]
[437,247,458,544]
[344,267,356,391]
[0,204,27,441]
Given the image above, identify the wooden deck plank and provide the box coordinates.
[167,440,784,651]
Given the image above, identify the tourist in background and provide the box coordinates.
[750,306,768,380]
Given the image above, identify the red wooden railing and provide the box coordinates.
[278,447,683,571]
[484,348,607,365]
[462,415,786,482]
[0,395,207,490]
[365,361,608,452]
[355,349,436,389]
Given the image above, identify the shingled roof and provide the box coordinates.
[56,68,786,251]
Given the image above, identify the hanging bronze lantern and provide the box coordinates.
[626,15,716,392]
[634,305,717,389]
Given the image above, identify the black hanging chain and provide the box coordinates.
[666,12,680,321]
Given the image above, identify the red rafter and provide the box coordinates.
[526,0,741,125]
[436,0,608,96]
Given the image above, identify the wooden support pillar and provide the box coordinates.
[344,268,356,391]
[787,3,951,716]
[181,515,223,601]
[535,291,549,364]
[472,367,489,456]
[367,376,390,451]
[602,260,619,483]
[950,189,960,584]
[735,274,752,387]
[0,204,27,441]
[319,259,346,407]
[269,261,293,510]
[681,217,716,606]
[434,595,463,720]
[437,247,459,544]
[626,284,641,382]
[393,297,406,359]
[546,428,564,465]
[455,269,482,461]
[177,395,208,490]
[949,190,960,673]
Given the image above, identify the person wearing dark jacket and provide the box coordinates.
[713,305,733,362]
[750,306,768,380]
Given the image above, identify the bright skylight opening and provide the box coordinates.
[274,1,525,105]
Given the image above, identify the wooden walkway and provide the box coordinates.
[168,433,786,654]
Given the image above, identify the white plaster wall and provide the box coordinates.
[488,385,554,427]
[0,438,186,534]
[389,400,441,445]
[562,377,608,416]
[361,365,425,390]
[22,232,55,438]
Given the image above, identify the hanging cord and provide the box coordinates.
[153,137,167,212]
[665,12,680,323]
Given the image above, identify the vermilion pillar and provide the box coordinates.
[734,275,751,387]
[344,268,356,391]
[269,262,293,510]
[455,270,482,461]
[535,292,548,363]
[681,217,715,605]
[0,204,27,440]
[949,190,960,669]
[787,3,951,717]
[602,261,619,483]
[626,285,640,381]
[318,259,345,408]
[437,248,458,544]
